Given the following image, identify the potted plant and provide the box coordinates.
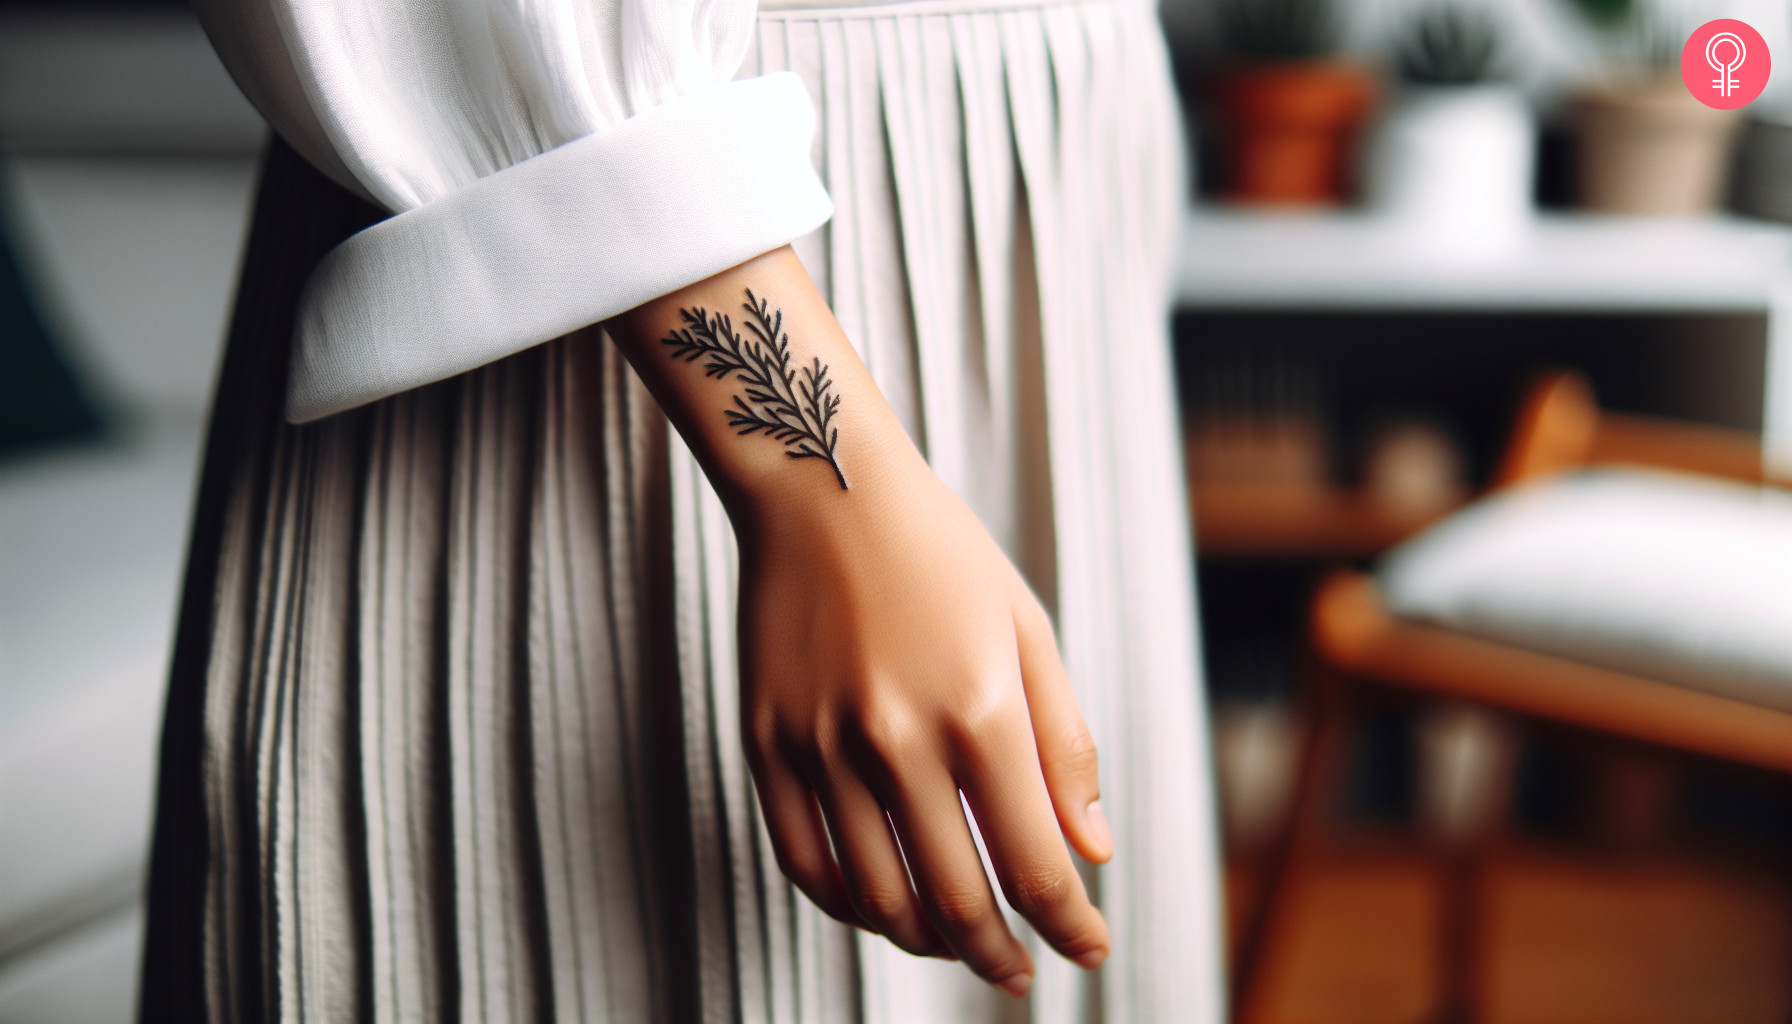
[1363,4,1534,257]
[1203,0,1380,206]
[1564,0,1741,215]
[1730,111,1792,223]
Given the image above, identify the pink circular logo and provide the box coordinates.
[1682,19,1770,110]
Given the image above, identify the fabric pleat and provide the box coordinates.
[141,2,1221,1022]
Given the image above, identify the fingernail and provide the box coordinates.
[1086,800,1113,855]
[996,972,1033,998]
[1074,947,1108,970]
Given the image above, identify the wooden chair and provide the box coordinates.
[1230,372,1792,1024]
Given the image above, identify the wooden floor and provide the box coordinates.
[1229,843,1792,1024]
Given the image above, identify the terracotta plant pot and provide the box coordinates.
[1206,61,1380,206]
[1574,80,1742,216]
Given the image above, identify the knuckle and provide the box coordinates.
[1049,915,1108,961]
[772,836,825,882]
[1025,595,1046,638]
[847,700,922,771]
[972,946,1033,984]
[948,681,1024,748]
[812,713,842,754]
[791,715,841,768]
[1046,927,1105,967]
[1052,728,1100,780]
[1019,595,1059,643]
[779,857,830,899]
[745,714,782,766]
[850,880,911,929]
[763,713,810,756]
[928,882,994,933]
[1004,864,1073,919]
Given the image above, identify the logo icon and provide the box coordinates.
[1708,31,1746,97]
[1682,20,1769,110]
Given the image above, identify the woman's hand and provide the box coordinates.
[734,458,1114,997]
[608,246,1112,995]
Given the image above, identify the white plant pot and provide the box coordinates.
[1364,83,1536,259]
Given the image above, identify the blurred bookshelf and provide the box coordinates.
[1173,208,1792,562]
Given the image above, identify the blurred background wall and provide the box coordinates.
[0,3,260,1021]
[1162,0,1792,108]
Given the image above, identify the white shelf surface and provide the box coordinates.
[1172,208,1792,478]
[1174,211,1792,313]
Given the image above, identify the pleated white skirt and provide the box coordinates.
[141,1,1222,1022]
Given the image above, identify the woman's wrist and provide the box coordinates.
[725,426,938,543]
[608,245,933,540]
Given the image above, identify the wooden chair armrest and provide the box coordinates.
[1496,371,1770,488]
[1589,412,1766,484]
[1494,372,1598,488]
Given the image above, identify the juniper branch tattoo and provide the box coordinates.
[661,289,848,490]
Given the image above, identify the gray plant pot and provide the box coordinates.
[1573,79,1742,217]
[1730,116,1792,223]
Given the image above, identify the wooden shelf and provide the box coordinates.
[1191,479,1459,559]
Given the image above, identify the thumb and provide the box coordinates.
[1013,593,1112,864]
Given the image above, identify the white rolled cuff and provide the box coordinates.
[286,72,833,423]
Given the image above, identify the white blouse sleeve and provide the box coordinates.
[193,0,833,423]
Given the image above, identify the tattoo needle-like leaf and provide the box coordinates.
[660,290,848,489]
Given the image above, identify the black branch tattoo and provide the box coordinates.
[660,289,848,489]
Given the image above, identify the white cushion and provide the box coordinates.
[0,419,200,957]
[1380,469,1792,712]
